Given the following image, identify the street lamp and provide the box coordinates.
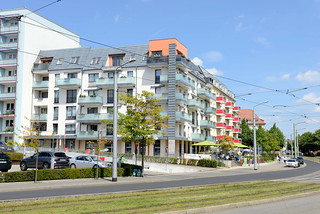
[293,121,307,158]
[296,127,306,157]
[111,57,136,182]
[253,100,268,170]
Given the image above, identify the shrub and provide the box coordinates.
[197,159,217,168]
[5,152,23,161]
[187,159,198,166]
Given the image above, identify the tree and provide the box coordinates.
[256,126,280,152]
[218,135,234,154]
[118,91,170,177]
[267,123,285,148]
[239,119,253,147]
[298,131,318,153]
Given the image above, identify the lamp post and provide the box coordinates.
[293,121,307,159]
[111,57,136,182]
[296,128,306,157]
[253,100,268,170]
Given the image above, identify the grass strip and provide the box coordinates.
[1,181,320,214]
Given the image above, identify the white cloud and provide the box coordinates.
[204,51,223,62]
[297,93,320,112]
[235,22,243,31]
[207,68,224,76]
[296,70,320,84]
[114,15,120,22]
[191,57,203,66]
[254,37,269,46]
[265,73,290,82]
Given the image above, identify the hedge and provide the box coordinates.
[0,164,142,183]
[197,159,217,168]
[4,152,23,161]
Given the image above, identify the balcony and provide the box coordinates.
[0,76,16,83]
[226,126,234,131]
[31,114,47,121]
[233,117,241,123]
[205,107,216,115]
[175,111,192,123]
[225,102,235,108]
[216,109,227,116]
[176,55,195,70]
[0,59,17,66]
[56,78,81,88]
[234,138,242,144]
[233,128,242,133]
[233,106,240,112]
[160,74,168,84]
[1,25,18,33]
[77,131,99,140]
[32,81,49,89]
[0,110,14,118]
[216,136,223,141]
[176,74,195,90]
[187,99,205,110]
[226,114,235,120]
[0,92,15,100]
[200,120,216,129]
[0,127,14,134]
[78,96,103,105]
[77,113,113,123]
[33,63,50,73]
[198,88,216,101]
[191,133,206,142]
[0,43,17,50]
[216,96,226,103]
[33,98,49,106]
[154,93,168,103]
[206,136,216,142]
[216,123,226,128]
[146,56,169,66]
[176,93,188,104]
[96,77,135,88]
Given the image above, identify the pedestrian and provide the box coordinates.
[278,155,281,164]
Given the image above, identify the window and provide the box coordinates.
[42,76,49,81]
[66,106,76,120]
[127,71,133,77]
[40,123,47,131]
[112,56,124,66]
[89,73,99,82]
[53,124,58,134]
[88,90,98,96]
[106,124,113,135]
[54,90,59,103]
[7,86,15,93]
[125,142,131,154]
[108,72,114,78]
[9,38,17,43]
[88,124,98,131]
[154,140,161,156]
[41,108,47,114]
[6,120,13,127]
[53,107,59,120]
[65,124,76,134]
[4,136,12,143]
[8,70,16,76]
[67,90,77,103]
[87,107,98,114]
[6,103,14,111]
[90,57,101,65]
[155,87,161,94]
[55,74,60,82]
[127,89,133,96]
[155,69,161,83]
[70,57,80,64]
[67,73,77,79]
[56,58,64,65]
[40,91,48,98]
[65,139,75,150]
[107,89,114,103]
[152,51,162,57]
[104,143,113,152]
[8,54,17,59]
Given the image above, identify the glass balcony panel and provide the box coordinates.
[147,56,169,65]
[176,74,195,90]
[0,76,16,82]
[0,43,17,49]
[187,99,205,110]
[191,133,206,142]
[78,96,103,105]
[96,77,135,87]
[77,113,113,122]
[205,107,216,115]
[31,114,47,121]
[56,78,81,87]
[206,136,216,142]
[0,93,15,99]
[198,88,216,100]
[200,120,216,129]
[160,75,168,83]
[77,131,99,140]
[176,93,188,103]
[175,112,192,123]
[32,81,49,88]
[155,93,168,102]
[0,59,17,65]
[33,63,50,71]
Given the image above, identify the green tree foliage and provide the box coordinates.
[256,126,280,152]
[267,123,285,148]
[239,119,253,147]
[298,131,318,153]
[218,135,234,154]
[118,91,170,176]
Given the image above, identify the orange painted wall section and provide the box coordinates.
[149,38,188,57]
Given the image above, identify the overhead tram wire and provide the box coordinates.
[24,0,62,16]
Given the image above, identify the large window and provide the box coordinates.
[65,139,75,150]
[5,120,13,127]
[54,90,59,103]
[155,69,161,83]
[106,124,113,135]
[67,73,77,79]
[125,142,132,154]
[154,140,161,156]
[66,106,76,120]
[6,103,14,111]
[127,71,133,77]
[88,124,98,131]
[67,90,77,103]
[65,124,76,134]
[53,124,58,134]
[53,107,59,120]
[107,89,114,103]
[127,89,133,96]
[112,56,124,66]
[89,73,99,82]
[87,107,98,114]
[40,123,47,131]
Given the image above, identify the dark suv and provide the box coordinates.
[0,153,12,172]
[20,151,70,171]
[297,156,304,165]
[0,142,14,153]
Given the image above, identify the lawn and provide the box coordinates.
[0,181,320,213]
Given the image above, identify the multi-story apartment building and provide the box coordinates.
[238,109,266,130]
[0,8,80,143]
[31,38,241,157]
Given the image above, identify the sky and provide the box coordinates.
[1,0,320,138]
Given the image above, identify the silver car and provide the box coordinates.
[286,158,300,168]
[69,155,111,168]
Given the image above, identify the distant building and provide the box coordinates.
[238,109,266,129]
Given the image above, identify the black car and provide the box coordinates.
[0,153,12,172]
[20,151,70,171]
[0,142,14,153]
[297,156,304,165]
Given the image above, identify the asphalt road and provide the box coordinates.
[0,160,319,201]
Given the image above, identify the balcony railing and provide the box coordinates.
[78,96,103,105]
[176,93,188,103]
[225,102,235,108]
[0,92,15,99]
[216,122,227,128]
[226,126,234,131]
[0,43,17,49]
[233,117,241,123]
[32,81,49,89]
[216,96,226,103]
[191,133,206,142]
[77,131,99,140]
[154,93,168,102]
[160,75,168,83]
[216,109,227,115]
[31,114,47,121]
[1,25,18,33]
[198,88,216,101]
[175,111,192,123]
[56,78,81,88]
[147,56,169,65]
[187,99,205,110]
[226,114,235,119]
[233,106,240,112]
[33,63,50,71]
[77,113,113,123]
[200,120,216,129]
[206,136,216,142]
[205,107,216,115]
[0,59,17,65]
[0,76,16,82]
[96,77,135,88]
[234,138,242,143]
[176,74,195,90]
[233,128,242,133]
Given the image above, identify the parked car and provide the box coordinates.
[286,158,300,168]
[69,155,111,168]
[297,156,304,165]
[0,141,14,153]
[0,153,12,172]
[20,151,70,171]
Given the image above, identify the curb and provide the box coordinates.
[161,190,320,214]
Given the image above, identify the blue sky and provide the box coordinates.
[2,0,320,138]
